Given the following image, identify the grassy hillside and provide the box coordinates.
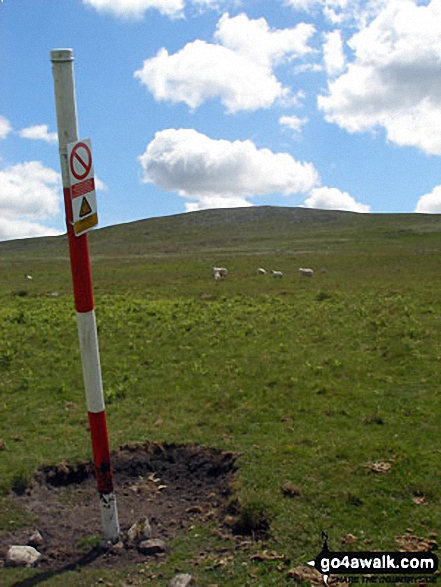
[3,205,441,259]
[1,207,440,586]
[2,205,441,298]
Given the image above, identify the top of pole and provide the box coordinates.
[50,48,74,63]
[50,47,78,180]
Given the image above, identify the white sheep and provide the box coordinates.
[258,268,267,275]
[299,268,314,277]
[24,274,33,281]
[271,270,283,278]
[212,267,228,277]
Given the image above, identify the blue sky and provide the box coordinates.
[1,0,441,241]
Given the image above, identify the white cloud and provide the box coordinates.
[83,0,239,18]
[19,125,58,144]
[190,0,231,10]
[285,0,316,10]
[0,161,61,219]
[318,0,441,155]
[0,219,62,242]
[93,176,108,191]
[0,161,63,241]
[323,29,346,76]
[285,0,384,26]
[139,128,319,210]
[185,195,253,212]
[279,114,309,133]
[135,13,315,113]
[214,12,315,69]
[135,42,284,113]
[303,186,371,212]
[82,0,184,19]
[0,116,12,140]
[415,185,441,214]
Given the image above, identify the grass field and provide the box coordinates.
[0,207,440,586]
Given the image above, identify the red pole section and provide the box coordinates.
[62,187,94,313]
[51,49,119,542]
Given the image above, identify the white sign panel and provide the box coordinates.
[67,138,98,236]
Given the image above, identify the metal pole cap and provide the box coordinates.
[50,49,74,62]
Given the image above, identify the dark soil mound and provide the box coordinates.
[0,442,237,573]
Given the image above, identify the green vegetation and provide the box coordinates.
[77,534,102,551]
[0,207,440,585]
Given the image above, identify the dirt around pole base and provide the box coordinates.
[0,442,238,572]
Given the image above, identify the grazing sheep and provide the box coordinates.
[212,267,228,277]
[271,270,283,278]
[299,268,314,277]
[258,268,267,275]
[24,274,33,281]
[213,270,222,282]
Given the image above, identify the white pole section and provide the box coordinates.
[50,48,119,543]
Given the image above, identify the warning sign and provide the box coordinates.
[67,138,98,237]
[80,197,92,217]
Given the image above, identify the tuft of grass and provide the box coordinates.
[316,290,333,302]
[77,534,102,551]
[0,348,15,369]
[10,471,31,496]
[11,290,28,298]
[230,498,273,538]
[105,382,128,404]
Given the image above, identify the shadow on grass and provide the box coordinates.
[11,546,104,587]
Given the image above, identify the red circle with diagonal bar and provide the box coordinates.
[70,141,92,181]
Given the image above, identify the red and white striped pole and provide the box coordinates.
[50,48,119,543]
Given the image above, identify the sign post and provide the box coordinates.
[67,138,98,236]
[50,48,119,543]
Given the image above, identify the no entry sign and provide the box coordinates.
[67,138,98,236]
[70,141,92,180]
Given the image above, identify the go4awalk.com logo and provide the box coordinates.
[307,532,439,585]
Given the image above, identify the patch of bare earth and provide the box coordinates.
[0,442,237,572]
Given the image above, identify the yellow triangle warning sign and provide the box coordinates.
[79,197,92,218]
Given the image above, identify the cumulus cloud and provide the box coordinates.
[139,128,319,210]
[82,0,184,19]
[279,114,309,133]
[318,0,441,155]
[323,29,346,76]
[215,12,314,68]
[135,42,284,113]
[185,195,253,212]
[0,161,63,241]
[0,219,62,242]
[0,161,60,219]
[19,124,58,144]
[83,0,235,18]
[0,116,12,140]
[285,0,384,26]
[135,13,315,113]
[285,0,316,10]
[303,186,370,213]
[94,176,108,191]
[190,0,231,11]
[415,185,441,214]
